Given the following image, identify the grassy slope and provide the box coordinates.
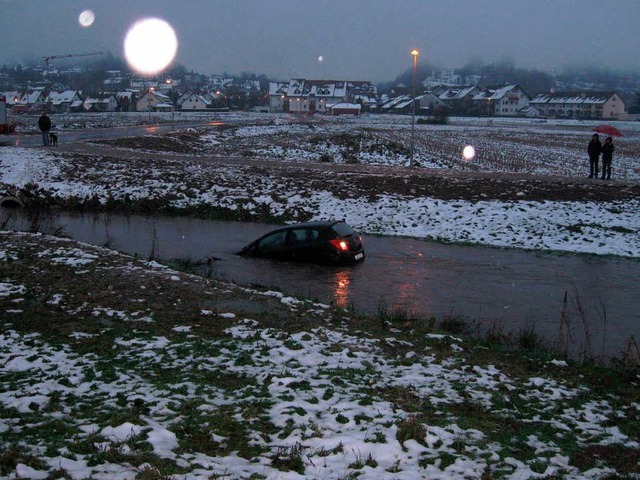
[1,231,638,479]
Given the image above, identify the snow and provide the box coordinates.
[1,120,639,257]
[0,282,26,297]
[1,115,639,478]
[0,312,637,479]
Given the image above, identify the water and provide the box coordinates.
[3,208,639,357]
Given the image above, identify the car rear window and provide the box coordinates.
[331,222,355,236]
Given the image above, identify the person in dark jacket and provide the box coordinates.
[587,133,602,178]
[601,136,614,180]
[38,112,52,146]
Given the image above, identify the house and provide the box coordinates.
[382,92,442,116]
[45,90,82,113]
[130,77,157,91]
[177,91,209,110]
[418,92,448,114]
[115,91,136,112]
[352,93,377,111]
[154,102,173,112]
[136,88,171,112]
[472,84,531,116]
[377,94,410,113]
[268,79,376,114]
[519,105,541,118]
[529,91,626,119]
[209,76,234,91]
[83,93,118,112]
[326,102,361,116]
[1,91,22,107]
[268,82,289,112]
[103,76,128,89]
[437,85,480,114]
[12,89,46,112]
[68,98,84,113]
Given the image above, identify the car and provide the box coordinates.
[237,220,365,265]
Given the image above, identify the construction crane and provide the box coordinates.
[42,51,104,75]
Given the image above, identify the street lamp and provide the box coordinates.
[166,79,174,129]
[410,48,419,167]
[148,86,154,123]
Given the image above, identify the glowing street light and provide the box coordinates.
[148,86,155,122]
[410,48,419,167]
[166,78,174,129]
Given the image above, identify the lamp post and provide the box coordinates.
[148,87,154,123]
[410,49,419,167]
[166,79,174,130]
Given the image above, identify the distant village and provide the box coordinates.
[0,63,632,121]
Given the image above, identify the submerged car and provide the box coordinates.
[237,220,365,265]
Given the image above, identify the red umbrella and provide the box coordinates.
[593,125,623,137]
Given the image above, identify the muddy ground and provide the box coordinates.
[81,133,640,201]
[81,127,640,204]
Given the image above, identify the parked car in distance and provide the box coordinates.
[237,220,365,265]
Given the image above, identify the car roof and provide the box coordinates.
[286,220,343,229]
[260,220,345,235]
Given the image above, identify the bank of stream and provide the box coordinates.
[2,206,639,358]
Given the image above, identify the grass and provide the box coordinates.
[1,231,639,479]
[2,121,639,478]
[270,443,305,474]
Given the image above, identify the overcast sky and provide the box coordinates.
[3,0,640,82]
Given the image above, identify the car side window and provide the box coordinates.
[257,231,286,252]
[288,228,319,246]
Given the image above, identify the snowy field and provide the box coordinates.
[0,115,638,479]
[2,113,640,257]
[196,114,640,180]
[1,231,638,480]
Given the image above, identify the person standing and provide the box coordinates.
[38,111,52,146]
[587,133,602,178]
[601,136,614,180]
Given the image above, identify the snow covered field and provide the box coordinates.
[2,113,639,257]
[1,231,638,480]
[0,115,639,479]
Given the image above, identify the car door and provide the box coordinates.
[254,230,287,259]
[284,228,323,262]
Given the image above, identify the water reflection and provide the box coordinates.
[331,269,352,308]
[393,280,420,313]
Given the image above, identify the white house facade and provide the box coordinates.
[136,89,171,112]
[530,92,626,119]
[83,93,118,112]
[473,84,531,116]
[45,90,82,113]
[268,79,376,114]
[177,92,209,110]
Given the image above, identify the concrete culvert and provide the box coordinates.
[0,195,24,208]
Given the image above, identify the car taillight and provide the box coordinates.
[329,239,349,251]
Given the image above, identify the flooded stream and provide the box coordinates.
[3,208,639,357]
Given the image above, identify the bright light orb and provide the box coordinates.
[124,17,178,75]
[462,145,476,161]
[318,55,324,63]
[78,9,95,28]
